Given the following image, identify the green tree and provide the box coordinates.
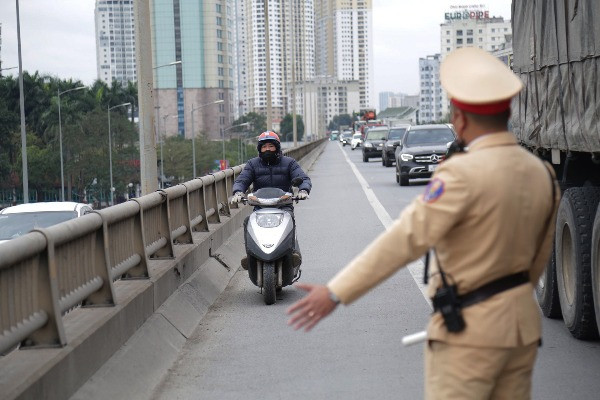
[0,96,20,187]
[232,112,267,135]
[280,114,305,141]
[327,114,353,131]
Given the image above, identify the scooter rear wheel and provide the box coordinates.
[263,262,276,305]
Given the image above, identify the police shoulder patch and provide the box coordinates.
[423,178,445,203]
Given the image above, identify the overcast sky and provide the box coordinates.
[0,0,512,108]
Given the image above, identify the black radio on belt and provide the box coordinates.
[425,250,466,333]
[432,284,466,333]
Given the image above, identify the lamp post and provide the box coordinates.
[57,86,86,201]
[0,66,18,77]
[160,114,177,188]
[190,99,224,177]
[16,0,28,202]
[153,61,181,143]
[107,102,131,206]
[223,122,250,167]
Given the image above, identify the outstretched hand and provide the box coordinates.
[287,283,338,332]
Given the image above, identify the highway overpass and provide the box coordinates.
[1,140,599,400]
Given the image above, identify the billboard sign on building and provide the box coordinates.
[445,4,490,20]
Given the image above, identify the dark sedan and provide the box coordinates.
[382,125,409,167]
[394,124,456,186]
[362,127,388,162]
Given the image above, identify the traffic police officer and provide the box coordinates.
[287,47,560,399]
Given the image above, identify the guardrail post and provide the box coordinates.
[164,185,193,244]
[201,175,221,224]
[95,202,150,280]
[212,170,231,217]
[132,191,175,259]
[183,178,210,232]
[19,230,67,349]
[226,167,239,209]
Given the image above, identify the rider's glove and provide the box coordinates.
[297,190,309,200]
[230,191,244,204]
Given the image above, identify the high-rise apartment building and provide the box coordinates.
[238,0,315,125]
[153,0,235,139]
[439,7,512,115]
[298,77,360,138]
[418,54,442,123]
[315,0,374,109]
[95,0,137,86]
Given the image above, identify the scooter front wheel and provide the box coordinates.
[263,262,276,305]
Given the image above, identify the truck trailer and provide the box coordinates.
[512,0,600,339]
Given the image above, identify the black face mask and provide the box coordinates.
[260,150,277,163]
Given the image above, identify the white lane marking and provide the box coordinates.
[337,144,429,301]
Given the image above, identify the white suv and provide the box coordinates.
[0,202,93,243]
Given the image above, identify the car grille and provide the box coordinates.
[414,153,445,164]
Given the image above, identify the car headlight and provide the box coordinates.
[365,142,373,148]
[256,213,284,228]
[400,153,414,161]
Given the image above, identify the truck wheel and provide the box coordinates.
[555,187,600,339]
[262,262,276,305]
[536,241,562,318]
[592,206,600,336]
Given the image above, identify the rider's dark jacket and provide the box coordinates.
[232,153,312,195]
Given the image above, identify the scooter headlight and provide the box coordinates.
[256,213,284,228]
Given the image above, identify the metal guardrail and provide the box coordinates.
[0,139,324,355]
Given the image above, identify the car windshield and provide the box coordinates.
[0,211,77,240]
[406,129,455,146]
[342,133,352,139]
[388,128,406,140]
[366,130,388,141]
[352,133,362,139]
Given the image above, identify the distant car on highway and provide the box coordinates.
[0,202,93,244]
[394,124,456,186]
[340,132,353,146]
[362,126,388,162]
[382,125,410,167]
[330,130,339,141]
[350,133,363,150]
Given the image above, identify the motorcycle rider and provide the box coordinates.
[231,131,312,269]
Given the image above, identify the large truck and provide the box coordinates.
[512,0,600,339]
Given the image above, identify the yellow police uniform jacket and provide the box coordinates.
[328,132,560,348]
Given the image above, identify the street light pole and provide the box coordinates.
[58,86,86,201]
[223,122,250,167]
[108,102,131,206]
[0,66,18,78]
[160,114,177,188]
[144,60,182,193]
[16,0,28,203]
[191,99,224,177]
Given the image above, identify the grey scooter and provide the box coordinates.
[241,179,305,305]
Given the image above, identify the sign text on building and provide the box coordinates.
[445,4,490,20]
